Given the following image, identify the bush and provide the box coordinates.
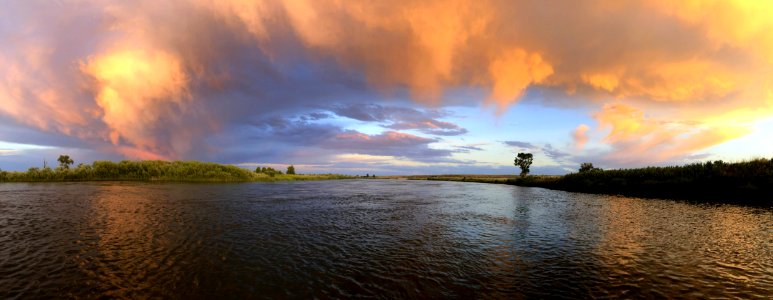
[544,158,773,205]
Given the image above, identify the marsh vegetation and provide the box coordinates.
[540,159,773,205]
[0,159,352,182]
[405,158,773,205]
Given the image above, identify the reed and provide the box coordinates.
[0,160,354,182]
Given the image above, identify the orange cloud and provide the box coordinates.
[0,44,97,137]
[81,48,192,157]
[590,103,751,164]
[251,0,772,113]
[113,145,171,161]
[572,124,590,150]
[2,0,772,162]
[488,49,554,111]
[595,104,656,143]
[209,0,556,107]
[579,59,745,102]
[648,0,773,63]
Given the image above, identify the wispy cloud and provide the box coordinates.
[502,141,537,149]
[0,150,18,156]
[331,103,467,136]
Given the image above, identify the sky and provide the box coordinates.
[1,0,772,175]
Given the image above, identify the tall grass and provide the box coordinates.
[0,160,353,182]
[520,158,773,205]
[402,159,773,205]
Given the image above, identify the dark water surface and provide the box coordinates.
[1,180,771,298]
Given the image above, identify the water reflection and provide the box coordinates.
[82,184,181,298]
[0,180,770,298]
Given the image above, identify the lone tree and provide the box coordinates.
[57,155,74,170]
[514,152,533,177]
[286,165,296,175]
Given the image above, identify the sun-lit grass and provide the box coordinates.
[0,160,354,182]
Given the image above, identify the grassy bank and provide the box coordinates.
[384,174,559,185]
[0,160,353,182]
[399,159,773,206]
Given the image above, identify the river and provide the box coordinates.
[1,180,770,298]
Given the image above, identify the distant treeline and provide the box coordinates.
[0,160,352,182]
[415,159,773,206]
[528,159,773,205]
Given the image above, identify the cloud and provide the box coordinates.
[502,141,537,149]
[247,116,460,163]
[80,49,196,159]
[331,103,446,122]
[385,120,467,136]
[454,144,486,152]
[331,103,468,136]
[323,131,454,160]
[542,144,571,162]
[0,150,18,156]
[251,116,342,146]
[589,103,750,164]
[503,140,573,165]
[1,0,771,167]
[268,0,772,107]
[331,154,458,168]
[301,112,331,121]
[572,124,590,150]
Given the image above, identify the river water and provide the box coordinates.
[0,180,770,298]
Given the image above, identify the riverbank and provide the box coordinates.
[0,160,353,182]
[391,159,773,206]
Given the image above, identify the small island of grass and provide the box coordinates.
[0,158,353,183]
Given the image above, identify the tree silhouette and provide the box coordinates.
[514,152,533,177]
[579,162,603,173]
[57,155,74,170]
[286,165,296,175]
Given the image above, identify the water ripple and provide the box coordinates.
[0,180,770,298]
